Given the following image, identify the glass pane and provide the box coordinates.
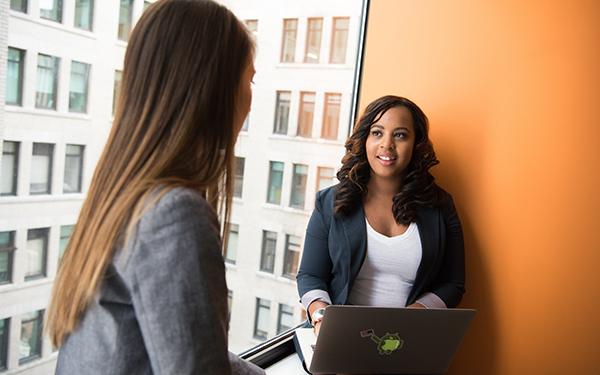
[0,318,8,370]
[6,48,24,105]
[254,298,270,339]
[290,164,308,208]
[277,304,294,333]
[0,231,14,283]
[118,0,134,41]
[74,0,93,30]
[1,141,19,195]
[234,157,245,198]
[304,18,323,63]
[59,225,74,260]
[266,161,284,204]
[64,145,84,193]
[19,311,43,363]
[283,234,301,278]
[35,54,59,109]
[330,18,349,63]
[25,229,48,278]
[260,231,276,273]
[297,92,315,137]
[69,62,90,113]
[10,0,28,12]
[225,224,238,264]
[30,143,53,194]
[317,167,335,191]
[273,91,290,134]
[322,93,341,139]
[281,19,297,62]
[40,0,62,22]
[113,70,123,115]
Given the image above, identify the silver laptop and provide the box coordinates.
[306,305,475,374]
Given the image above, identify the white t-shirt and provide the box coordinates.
[347,219,422,307]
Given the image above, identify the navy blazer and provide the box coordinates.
[296,185,465,308]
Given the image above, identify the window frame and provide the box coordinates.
[282,234,301,279]
[273,91,291,135]
[266,161,284,205]
[1,141,20,196]
[24,228,49,281]
[39,0,63,23]
[0,231,16,285]
[68,61,91,113]
[6,47,25,106]
[18,310,44,364]
[280,18,298,63]
[329,17,350,64]
[289,163,308,209]
[276,303,294,334]
[0,318,9,371]
[304,17,324,63]
[253,298,271,340]
[74,0,94,31]
[321,92,342,140]
[259,230,277,273]
[297,91,315,138]
[30,143,54,195]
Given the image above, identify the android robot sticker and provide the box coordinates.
[360,329,404,355]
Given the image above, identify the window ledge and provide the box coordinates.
[9,11,97,40]
[0,194,85,204]
[5,106,93,121]
[275,62,353,70]
[267,134,343,146]
[0,277,53,293]
[261,203,310,217]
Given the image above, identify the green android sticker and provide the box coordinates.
[360,329,404,355]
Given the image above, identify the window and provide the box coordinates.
[297,92,315,137]
[118,0,134,41]
[227,290,233,323]
[10,0,27,12]
[113,70,123,115]
[6,47,25,105]
[290,164,308,209]
[330,17,350,64]
[35,54,60,110]
[0,232,15,284]
[245,19,258,35]
[25,228,49,280]
[224,223,238,264]
[317,166,336,191]
[273,91,291,135]
[321,93,341,140]
[304,18,323,63]
[74,0,93,30]
[1,141,19,196]
[234,157,245,198]
[64,144,84,193]
[30,143,54,195]
[59,225,74,261]
[277,304,294,334]
[19,310,43,364]
[266,161,284,204]
[40,0,62,22]
[283,234,301,279]
[0,318,8,371]
[280,19,297,63]
[253,298,270,340]
[260,230,277,273]
[69,61,90,113]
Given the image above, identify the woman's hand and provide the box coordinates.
[308,300,329,335]
[407,302,427,309]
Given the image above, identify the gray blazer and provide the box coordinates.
[56,187,263,375]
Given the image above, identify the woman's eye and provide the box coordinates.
[394,132,407,139]
[370,130,382,136]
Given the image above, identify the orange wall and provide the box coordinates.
[360,1,600,373]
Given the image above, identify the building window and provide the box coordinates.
[266,161,284,204]
[1,141,19,196]
[113,70,123,115]
[273,91,291,135]
[330,17,350,64]
[10,0,27,12]
[227,290,233,323]
[118,0,134,41]
[253,298,271,340]
[234,157,245,198]
[64,144,84,193]
[25,228,49,280]
[224,223,238,264]
[35,54,60,110]
[277,304,294,334]
[260,230,277,273]
[69,61,90,113]
[283,234,301,279]
[6,47,25,106]
[304,18,323,63]
[59,225,74,261]
[317,167,336,191]
[74,0,93,30]
[19,310,43,364]
[245,19,258,35]
[30,143,54,195]
[0,232,15,284]
[0,318,8,371]
[297,92,315,137]
[321,93,341,140]
[290,164,308,209]
[40,0,62,22]
[280,19,297,63]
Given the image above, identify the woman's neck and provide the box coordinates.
[366,176,402,201]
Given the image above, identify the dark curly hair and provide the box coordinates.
[334,95,442,224]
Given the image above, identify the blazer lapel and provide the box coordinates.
[407,206,440,304]
[338,204,367,302]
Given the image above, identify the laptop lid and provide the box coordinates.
[309,306,475,374]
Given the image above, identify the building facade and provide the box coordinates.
[0,0,364,372]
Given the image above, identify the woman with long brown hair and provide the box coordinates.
[297,95,465,333]
[47,1,262,373]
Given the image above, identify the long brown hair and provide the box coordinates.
[335,95,441,224]
[47,0,253,347]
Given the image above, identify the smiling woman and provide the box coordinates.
[297,95,466,332]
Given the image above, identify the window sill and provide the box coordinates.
[275,62,353,70]
[9,11,97,40]
[0,278,53,293]
[0,194,85,204]
[5,106,93,121]
[261,203,310,217]
[267,134,343,146]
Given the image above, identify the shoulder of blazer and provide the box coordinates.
[315,184,338,219]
